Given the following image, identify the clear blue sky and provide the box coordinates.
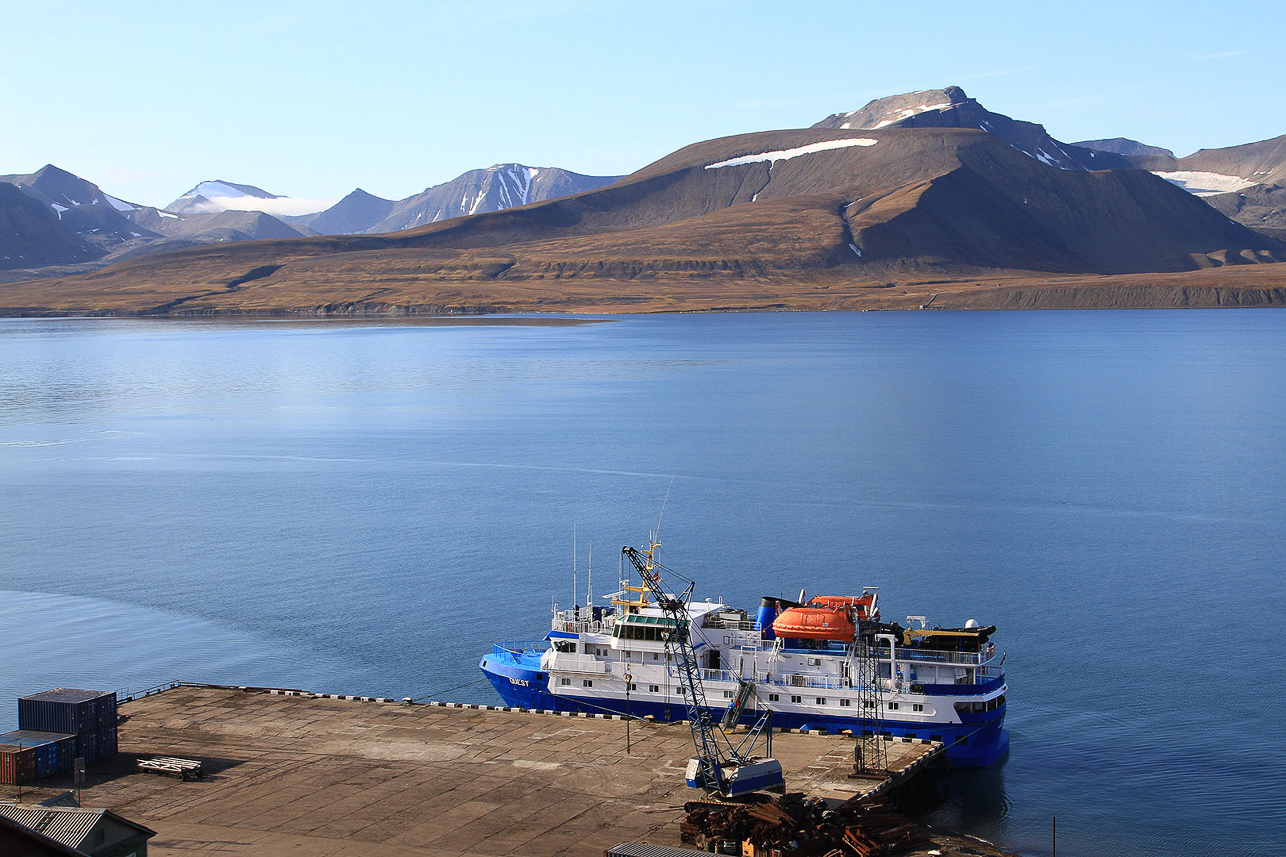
[3,0,1281,210]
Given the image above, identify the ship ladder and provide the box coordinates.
[721,679,755,730]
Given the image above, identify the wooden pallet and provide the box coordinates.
[137,756,203,780]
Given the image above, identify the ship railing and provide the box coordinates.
[551,611,616,635]
[895,648,986,666]
[775,673,847,690]
[550,617,614,630]
[563,658,613,674]
[494,641,551,657]
[703,618,757,631]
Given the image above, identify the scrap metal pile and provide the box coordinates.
[680,792,931,857]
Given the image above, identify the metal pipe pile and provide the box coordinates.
[679,792,929,857]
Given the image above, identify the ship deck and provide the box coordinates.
[0,685,1011,857]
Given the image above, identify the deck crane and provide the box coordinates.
[621,540,784,798]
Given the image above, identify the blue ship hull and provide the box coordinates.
[479,647,1009,768]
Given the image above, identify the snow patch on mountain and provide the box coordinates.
[184,181,274,201]
[494,164,538,209]
[167,180,335,217]
[705,138,878,170]
[872,102,952,129]
[1152,171,1257,196]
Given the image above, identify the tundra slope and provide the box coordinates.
[4,127,1283,316]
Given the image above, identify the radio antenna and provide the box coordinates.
[653,478,674,547]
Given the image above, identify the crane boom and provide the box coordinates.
[621,541,784,797]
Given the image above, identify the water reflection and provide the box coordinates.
[910,765,1015,852]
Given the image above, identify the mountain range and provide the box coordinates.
[4,85,1286,312]
[0,163,621,278]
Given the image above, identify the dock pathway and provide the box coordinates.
[0,686,1008,857]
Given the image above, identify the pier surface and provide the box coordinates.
[1,686,1009,857]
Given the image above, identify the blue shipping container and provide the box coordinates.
[18,689,117,735]
[0,731,76,778]
[74,728,116,764]
[0,730,76,775]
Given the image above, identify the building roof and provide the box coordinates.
[0,804,155,852]
[0,813,89,856]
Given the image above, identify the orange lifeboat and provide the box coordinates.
[808,594,876,621]
[772,605,856,641]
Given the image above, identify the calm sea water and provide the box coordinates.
[1,311,1283,857]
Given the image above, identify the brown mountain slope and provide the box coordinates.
[1136,134,1286,187]
[4,128,1284,316]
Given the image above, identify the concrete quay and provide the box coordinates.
[1,685,1012,857]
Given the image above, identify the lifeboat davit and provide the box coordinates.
[807,594,876,621]
[772,605,856,641]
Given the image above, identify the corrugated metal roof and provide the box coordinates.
[606,843,713,857]
[0,814,89,856]
[0,804,104,849]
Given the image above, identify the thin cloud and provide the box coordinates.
[736,97,826,109]
[185,197,338,217]
[1188,50,1249,61]
[957,67,1036,81]
[1044,96,1098,109]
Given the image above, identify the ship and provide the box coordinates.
[480,541,1009,767]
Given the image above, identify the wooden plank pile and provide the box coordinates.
[679,792,930,856]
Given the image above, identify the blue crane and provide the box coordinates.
[621,541,784,798]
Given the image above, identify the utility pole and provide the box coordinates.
[624,668,632,754]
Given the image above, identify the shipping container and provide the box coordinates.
[73,725,118,764]
[96,724,118,761]
[77,731,97,764]
[0,730,77,776]
[18,688,117,735]
[0,743,37,785]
